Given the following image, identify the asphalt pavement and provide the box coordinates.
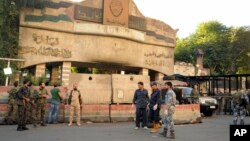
[0,115,249,141]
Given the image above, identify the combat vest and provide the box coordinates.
[232,92,248,107]
[68,90,82,105]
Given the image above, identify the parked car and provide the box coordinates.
[173,87,218,116]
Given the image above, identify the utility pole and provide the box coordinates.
[0,58,25,86]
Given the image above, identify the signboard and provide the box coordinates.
[3,67,12,75]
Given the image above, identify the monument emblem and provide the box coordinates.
[109,0,123,17]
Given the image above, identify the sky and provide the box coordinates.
[133,0,249,38]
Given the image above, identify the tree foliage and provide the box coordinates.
[0,0,49,85]
[0,0,20,85]
[175,21,250,75]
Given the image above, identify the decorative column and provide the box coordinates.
[139,68,149,76]
[61,62,71,86]
[155,72,164,81]
[51,66,60,85]
[35,64,46,78]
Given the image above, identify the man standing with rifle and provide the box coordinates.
[36,82,49,126]
[16,79,30,131]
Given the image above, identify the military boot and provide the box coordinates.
[154,123,162,129]
[22,126,29,130]
[168,131,175,139]
[159,129,167,137]
[17,126,24,131]
[41,122,47,126]
[150,123,160,133]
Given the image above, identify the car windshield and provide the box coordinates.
[181,87,193,97]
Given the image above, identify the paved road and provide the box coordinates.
[0,115,249,141]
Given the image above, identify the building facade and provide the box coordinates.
[18,0,177,86]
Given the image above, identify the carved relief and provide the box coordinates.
[144,51,172,67]
[144,51,172,59]
[109,0,123,17]
[33,34,59,46]
[145,59,168,67]
[19,46,72,58]
[103,0,129,27]
[19,33,72,58]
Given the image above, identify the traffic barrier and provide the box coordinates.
[162,104,202,124]
[0,86,202,124]
[110,104,135,122]
[64,104,110,123]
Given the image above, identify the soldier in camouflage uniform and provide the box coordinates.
[16,79,30,131]
[231,89,249,125]
[159,82,176,139]
[5,81,19,124]
[190,85,201,104]
[36,82,48,126]
[26,83,38,127]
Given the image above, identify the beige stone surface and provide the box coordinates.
[111,74,151,104]
[68,74,112,104]
[19,27,174,75]
[174,62,195,76]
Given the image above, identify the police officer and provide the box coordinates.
[36,82,48,126]
[232,89,249,125]
[5,81,19,124]
[159,82,176,139]
[16,79,30,131]
[132,82,149,129]
[149,82,162,133]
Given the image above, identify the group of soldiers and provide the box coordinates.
[4,78,249,134]
[4,79,83,131]
[132,81,177,139]
[228,89,249,125]
[5,79,49,131]
[214,89,250,125]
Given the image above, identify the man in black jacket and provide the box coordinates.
[149,82,162,133]
[132,82,149,129]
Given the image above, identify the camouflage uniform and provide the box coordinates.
[36,88,48,125]
[162,89,176,135]
[231,91,249,125]
[16,85,30,130]
[68,89,82,126]
[5,86,19,124]
[26,87,38,127]
[190,89,200,104]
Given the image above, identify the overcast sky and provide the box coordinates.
[133,0,249,38]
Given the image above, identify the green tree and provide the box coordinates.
[175,21,232,75]
[0,0,20,85]
[229,26,250,74]
[0,0,48,85]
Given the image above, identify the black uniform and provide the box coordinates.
[149,89,161,123]
[133,89,149,128]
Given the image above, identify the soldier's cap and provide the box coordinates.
[150,82,157,86]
